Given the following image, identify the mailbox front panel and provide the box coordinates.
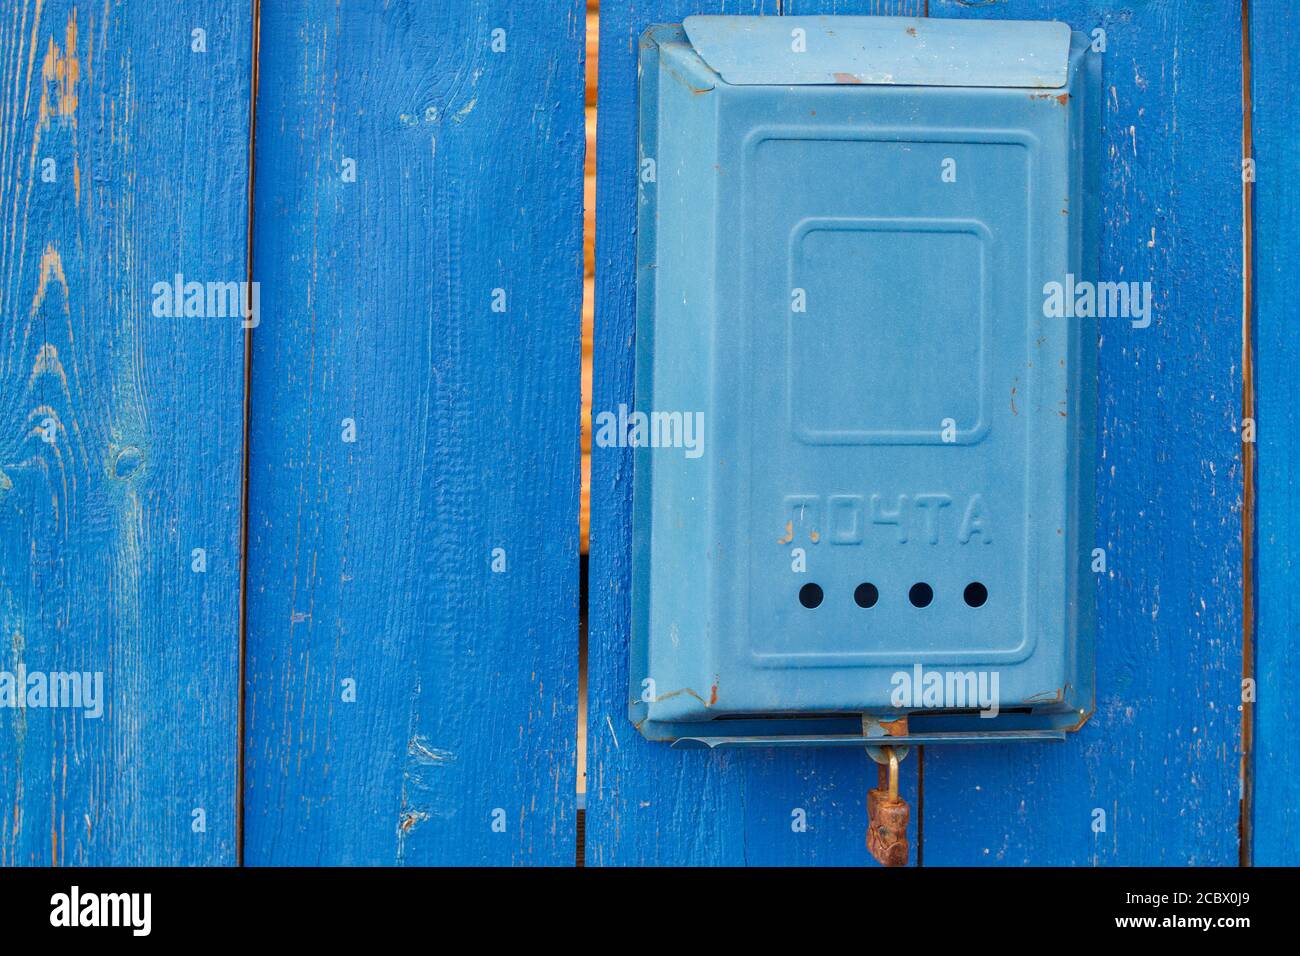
[631,16,1099,741]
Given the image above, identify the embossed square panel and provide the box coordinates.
[787,216,990,444]
[630,15,1101,746]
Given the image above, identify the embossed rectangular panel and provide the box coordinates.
[632,15,1100,741]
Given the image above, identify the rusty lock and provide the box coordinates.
[866,745,910,866]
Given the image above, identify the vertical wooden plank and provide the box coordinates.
[919,0,1243,865]
[587,0,922,867]
[245,1,584,865]
[1249,0,1300,865]
[0,2,250,864]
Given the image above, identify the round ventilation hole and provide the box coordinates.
[854,582,879,608]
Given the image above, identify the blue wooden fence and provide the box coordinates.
[915,0,1244,867]
[0,0,250,865]
[1250,0,1299,866]
[0,0,1289,866]
[243,1,583,866]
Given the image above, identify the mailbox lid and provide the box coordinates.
[683,15,1072,88]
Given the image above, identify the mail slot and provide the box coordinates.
[630,15,1101,747]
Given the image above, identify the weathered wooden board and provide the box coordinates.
[0,1,251,864]
[586,0,923,867]
[244,1,584,865]
[919,0,1244,865]
[1250,0,1299,866]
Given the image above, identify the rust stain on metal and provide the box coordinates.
[809,529,820,543]
[1024,687,1065,704]
[881,715,910,737]
[906,27,918,37]
[665,61,714,95]
[1066,707,1094,732]
[866,751,910,867]
[652,686,710,708]
[833,72,863,84]
[777,521,793,545]
[709,679,719,707]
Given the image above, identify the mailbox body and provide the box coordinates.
[631,16,1100,745]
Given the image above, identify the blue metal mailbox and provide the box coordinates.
[631,15,1101,747]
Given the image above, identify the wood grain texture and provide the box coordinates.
[244,0,584,865]
[0,1,250,864]
[920,0,1244,865]
[1249,0,1299,865]
[586,0,922,867]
